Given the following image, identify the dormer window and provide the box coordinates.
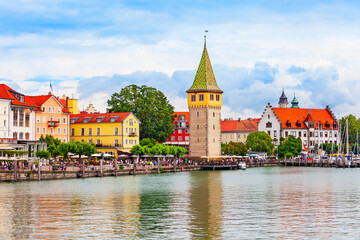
[70,119,76,124]
[96,117,104,123]
[109,117,118,122]
[286,120,291,127]
[325,121,330,128]
[296,120,301,128]
[333,123,337,129]
[266,122,272,128]
[83,118,90,123]
[20,96,24,102]
[318,121,323,128]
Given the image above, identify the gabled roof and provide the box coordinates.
[172,112,189,124]
[70,112,132,124]
[33,95,71,114]
[0,84,38,107]
[221,119,258,132]
[186,44,223,93]
[272,107,337,130]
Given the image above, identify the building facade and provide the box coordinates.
[187,41,223,160]
[221,118,258,144]
[33,95,71,142]
[70,112,140,157]
[165,112,190,148]
[258,91,338,152]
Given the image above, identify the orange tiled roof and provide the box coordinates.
[221,119,258,132]
[172,112,189,124]
[272,107,337,130]
[33,95,71,114]
[70,112,132,123]
[0,84,38,107]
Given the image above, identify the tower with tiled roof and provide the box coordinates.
[278,89,288,108]
[186,36,223,159]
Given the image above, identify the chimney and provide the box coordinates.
[238,118,241,122]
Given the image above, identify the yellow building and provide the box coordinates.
[33,95,71,142]
[70,112,140,157]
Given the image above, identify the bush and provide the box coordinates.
[119,165,124,170]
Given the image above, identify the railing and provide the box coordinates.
[129,132,137,137]
[48,121,59,127]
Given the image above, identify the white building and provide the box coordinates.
[258,91,338,152]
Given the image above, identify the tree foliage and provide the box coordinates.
[221,141,248,156]
[277,135,302,159]
[246,131,274,155]
[131,138,187,157]
[319,143,338,154]
[36,150,51,159]
[40,135,61,158]
[339,115,360,144]
[107,85,175,142]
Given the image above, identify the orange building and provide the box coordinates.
[33,95,71,142]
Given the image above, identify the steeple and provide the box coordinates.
[291,92,299,108]
[278,88,288,108]
[186,42,223,94]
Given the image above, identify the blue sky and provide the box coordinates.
[1,0,360,118]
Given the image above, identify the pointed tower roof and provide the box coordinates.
[278,89,288,104]
[186,44,223,93]
[291,93,299,108]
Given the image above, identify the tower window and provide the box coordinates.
[199,94,204,101]
[213,112,215,117]
[213,124,215,130]
[216,95,220,101]
[197,125,199,129]
[197,112,199,117]
[210,94,214,101]
[191,95,196,101]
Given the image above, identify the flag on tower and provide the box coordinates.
[50,81,53,91]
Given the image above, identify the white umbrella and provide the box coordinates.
[92,153,101,157]
[103,153,113,157]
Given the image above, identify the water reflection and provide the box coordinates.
[189,171,223,239]
[1,168,360,239]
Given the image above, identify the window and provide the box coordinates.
[88,139,92,144]
[57,117,60,123]
[48,107,51,113]
[3,107,6,114]
[19,132,23,140]
[50,117,53,121]
[310,132,313,137]
[178,129,182,133]
[213,112,216,117]
[50,127,54,134]
[36,127,40,134]
[89,128,92,136]
[126,128,128,133]
[115,139,119,146]
[316,131,318,137]
[179,136,182,141]
[330,132,332,137]
[63,138,66,142]
[325,132,328,138]
[185,136,189,140]
[71,128,74,136]
[43,107,45,112]
[191,95,196,102]
[58,107,60,113]
[304,140,307,145]
[304,132,307,137]
[185,129,189,133]
[285,131,288,137]
[335,133,337,138]
[43,128,46,134]
[299,131,301,137]
[97,128,100,136]
[52,107,55,113]
[268,131,271,136]
[63,128,66,135]
[171,136,175,141]
[320,132,323,137]
[63,118,66,124]
[126,139,128,144]
[81,139,84,143]
[266,122,272,128]
[216,95,220,101]
[81,128,84,136]
[37,116,40,123]
[13,132,17,139]
[274,130,277,137]
[213,124,215,130]
[96,139,100,145]
[197,112,199,117]
[268,114,270,119]
[199,94,204,101]
[43,116,46,123]
[129,119,133,126]
[210,94,214,101]
[197,125,199,129]
[115,127,118,135]
[57,127,61,134]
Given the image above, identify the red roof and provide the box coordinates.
[59,99,67,108]
[221,119,258,132]
[272,107,337,130]
[0,84,38,107]
[70,112,132,123]
[33,95,70,114]
[172,112,189,124]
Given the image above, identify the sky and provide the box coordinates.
[1,0,360,119]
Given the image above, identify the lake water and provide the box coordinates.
[1,167,360,239]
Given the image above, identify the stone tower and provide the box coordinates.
[186,40,223,160]
[278,89,288,108]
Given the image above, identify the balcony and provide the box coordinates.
[48,121,59,127]
[129,132,137,137]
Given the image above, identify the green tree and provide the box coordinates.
[246,131,274,155]
[40,135,61,158]
[82,142,97,158]
[107,85,175,142]
[140,138,158,147]
[320,143,338,154]
[222,141,248,156]
[339,115,360,144]
[277,135,302,159]
[131,145,145,155]
[36,150,51,160]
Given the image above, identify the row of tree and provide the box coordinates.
[130,138,187,157]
